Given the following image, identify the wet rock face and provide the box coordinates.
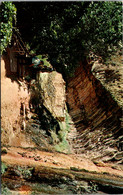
[67,61,122,160]
[29,71,70,153]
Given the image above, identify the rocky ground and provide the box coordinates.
[1,146,123,194]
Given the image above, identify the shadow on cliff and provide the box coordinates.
[66,60,122,158]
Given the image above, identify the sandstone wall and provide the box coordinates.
[36,71,70,152]
[1,52,122,158]
[67,61,122,160]
[1,56,34,147]
[37,71,66,120]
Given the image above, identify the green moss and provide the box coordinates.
[1,184,11,195]
[70,167,89,172]
[54,140,70,153]
[54,112,71,153]
[17,166,33,179]
[1,162,7,175]
[50,130,59,144]
[70,167,80,171]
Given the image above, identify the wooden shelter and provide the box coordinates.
[5,29,32,79]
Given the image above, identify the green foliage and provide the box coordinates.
[0,2,16,54]
[83,2,122,58]
[17,166,33,179]
[37,54,51,67]
[1,184,11,195]
[15,2,122,76]
[1,162,7,175]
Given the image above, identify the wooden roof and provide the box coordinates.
[11,29,30,56]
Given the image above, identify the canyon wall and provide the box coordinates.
[1,55,70,153]
[33,71,70,152]
[67,61,122,161]
[1,55,34,147]
[37,71,66,120]
[1,53,122,160]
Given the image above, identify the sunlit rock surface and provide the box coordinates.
[1,56,34,147]
[37,71,66,120]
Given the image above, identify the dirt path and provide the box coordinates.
[2,146,123,177]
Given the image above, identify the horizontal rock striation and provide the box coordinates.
[67,61,122,161]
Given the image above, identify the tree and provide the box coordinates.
[0,2,16,54]
[14,2,122,76]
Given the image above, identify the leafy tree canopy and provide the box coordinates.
[10,2,123,76]
[0,2,16,54]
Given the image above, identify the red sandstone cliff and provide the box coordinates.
[1,52,122,162]
[1,56,35,147]
[67,61,122,162]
